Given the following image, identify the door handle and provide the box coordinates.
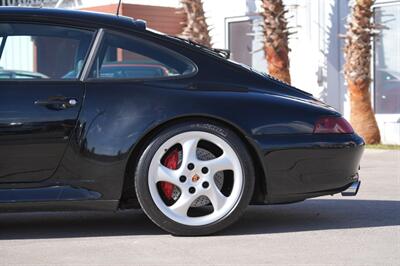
[34,97,78,110]
[0,122,23,128]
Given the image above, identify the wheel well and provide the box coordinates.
[119,116,267,209]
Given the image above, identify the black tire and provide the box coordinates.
[134,121,255,236]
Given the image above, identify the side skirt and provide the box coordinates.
[0,200,119,213]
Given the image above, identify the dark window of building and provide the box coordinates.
[0,23,94,80]
[374,4,400,114]
[89,32,196,80]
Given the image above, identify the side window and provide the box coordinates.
[89,32,196,79]
[0,23,94,80]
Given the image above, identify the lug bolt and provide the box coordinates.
[179,175,187,183]
[201,167,209,174]
[202,181,209,189]
[189,187,196,194]
[188,163,195,170]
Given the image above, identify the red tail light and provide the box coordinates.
[313,116,354,134]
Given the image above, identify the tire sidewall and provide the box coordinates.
[135,121,255,236]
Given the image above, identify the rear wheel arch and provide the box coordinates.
[119,115,267,209]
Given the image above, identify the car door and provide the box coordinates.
[0,22,95,183]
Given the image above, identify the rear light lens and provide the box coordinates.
[313,116,354,134]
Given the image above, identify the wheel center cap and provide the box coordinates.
[192,174,200,182]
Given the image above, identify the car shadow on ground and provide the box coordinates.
[0,199,398,239]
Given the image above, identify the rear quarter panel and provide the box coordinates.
[54,78,342,201]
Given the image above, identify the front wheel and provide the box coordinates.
[135,121,255,236]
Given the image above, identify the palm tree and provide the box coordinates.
[344,0,380,144]
[180,0,212,48]
[260,0,291,84]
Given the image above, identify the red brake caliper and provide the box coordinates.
[160,149,179,200]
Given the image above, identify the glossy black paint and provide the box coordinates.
[0,8,364,211]
[0,185,100,203]
[0,81,84,183]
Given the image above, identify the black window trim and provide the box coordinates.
[0,21,97,83]
[83,29,198,83]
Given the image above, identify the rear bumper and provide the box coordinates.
[255,133,364,204]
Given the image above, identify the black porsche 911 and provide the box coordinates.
[0,8,363,235]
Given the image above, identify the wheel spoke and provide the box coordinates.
[207,153,234,173]
[181,138,199,166]
[206,184,227,211]
[155,164,178,184]
[170,193,193,216]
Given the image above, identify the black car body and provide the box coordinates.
[0,8,363,235]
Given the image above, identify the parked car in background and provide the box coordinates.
[63,62,171,79]
[0,68,48,79]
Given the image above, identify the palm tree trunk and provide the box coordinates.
[344,0,380,144]
[180,0,212,48]
[261,0,291,84]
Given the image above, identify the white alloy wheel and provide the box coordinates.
[148,131,243,226]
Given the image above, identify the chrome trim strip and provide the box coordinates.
[341,180,361,196]
[80,28,104,81]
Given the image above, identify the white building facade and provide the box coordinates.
[203,0,400,145]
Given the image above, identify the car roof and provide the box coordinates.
[0,7,146,30]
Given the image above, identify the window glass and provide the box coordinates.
[89,32,196,79]
[0,23,94,80]
[374,5,400,114]
[0,73,10,79]
[228,20,253,67]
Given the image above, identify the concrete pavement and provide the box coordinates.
[0,149,399,265]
